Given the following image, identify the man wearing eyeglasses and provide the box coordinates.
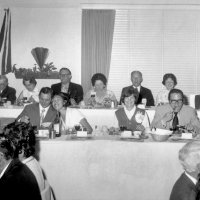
[151,88,200,134]
[51,68,83,106]
[0,75,16,104]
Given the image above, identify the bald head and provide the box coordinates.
[131,71,143,87]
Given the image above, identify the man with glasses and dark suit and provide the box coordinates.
[151,88,200,134]
[51,67,83,106]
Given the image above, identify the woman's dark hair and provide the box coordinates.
[2,122,37,158]
[91,73,107,87]
[162,73,177,86]
[23,76,37,86]
[53,93,68,107]
[121,87,139,104]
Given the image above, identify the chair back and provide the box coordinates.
[189,94,200,109]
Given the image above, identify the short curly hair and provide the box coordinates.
[91,73,107,87]
[1,122,37,159]
[162,73,177,86]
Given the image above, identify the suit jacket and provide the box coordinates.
[170,173,198,200]
[151,104,200,133]
[119,85,154,106]
[51,82,83,105]
[0,85,16,104]
[16,103,57,129]
[0,159,42,200]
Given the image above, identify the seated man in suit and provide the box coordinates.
[16,87,57,129]
[51,67,83,106]
[170,141,200,200]
[0,75,16,104]
[0,132,42,200]
[119,71,154,106]
[151,88,200,134]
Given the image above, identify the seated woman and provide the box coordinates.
[84,73,117,108]
[3,121,45,192]
[52,93,93,134]
[156,73,177,106]
[17,76,39,103]
[114,87,149,132]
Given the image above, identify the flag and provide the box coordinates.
[0,9,11,75]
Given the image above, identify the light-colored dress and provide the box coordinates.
[22,87,39,102]
[22,156,45,192]
[84,89,117,107]
[156,88,170,106]
[61,107,85,130]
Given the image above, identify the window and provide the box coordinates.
[108,8,200,101]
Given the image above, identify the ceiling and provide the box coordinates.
[1,0,200,8]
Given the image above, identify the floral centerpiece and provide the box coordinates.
[13,47,59,79]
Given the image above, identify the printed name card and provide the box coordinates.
[181,133,193,139]
[38,129,49,137]
[121,131,132,138]
[77,131,88,137]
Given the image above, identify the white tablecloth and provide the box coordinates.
[0,106,199,128]
[38,138,184,200]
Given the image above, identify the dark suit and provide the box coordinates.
[0,159,42,200]
[0,85,16,104]
[51,82,83,105]
[170,173,198,200]
[16,103,57,129]
[119,85,154,106]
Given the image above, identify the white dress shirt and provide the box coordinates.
[185,171,197,185]
[0,160,11,179]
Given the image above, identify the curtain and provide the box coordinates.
[81,9,116,93]
[0,8,12,75]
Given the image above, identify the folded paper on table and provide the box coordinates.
[77,131,87,137]
[121,131,132,138]
[181,133,193,139]
[38,129,49,137]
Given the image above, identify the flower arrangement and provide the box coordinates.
[12,47,59,79]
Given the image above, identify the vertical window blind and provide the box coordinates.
[108,9,200,101]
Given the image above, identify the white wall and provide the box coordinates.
[0,7,81,97]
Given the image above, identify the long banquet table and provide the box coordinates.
[0,105,199,128]
[0,106,199,200]
[37,137,184,200]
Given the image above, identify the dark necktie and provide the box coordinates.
[172,112,179,131]
[196,177,200,199]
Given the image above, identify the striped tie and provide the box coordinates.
[40,109,45,126]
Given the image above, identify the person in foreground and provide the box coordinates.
[115,87,149,132]
[84,73,117,108]
[151,88,200,134]
[51,67,83,106]
[3,121,46,192]
[52,93,93,134]
[170,141,200,200]
[119,71,154,106]
[156,73,177,106]
[0,75,16,104]
[0,125,42,200]
[16,87,57,129]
